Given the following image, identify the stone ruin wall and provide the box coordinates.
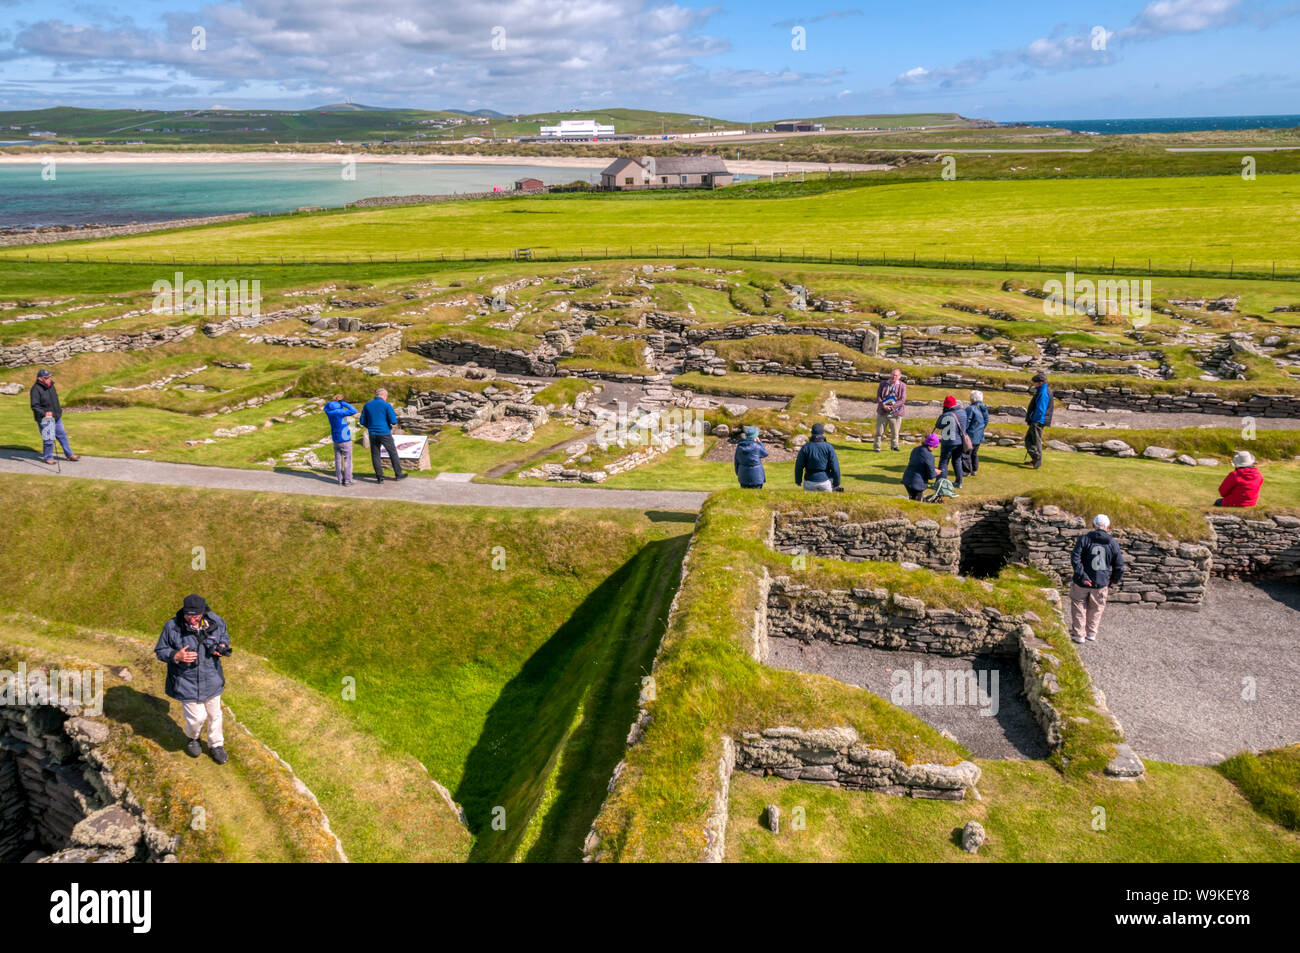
[770,500,1300,610]
[1,702,178,863]
[764,576,1027,657]
[759,576,1064,752]
[416,337,558,377]
[733,726,982,801]
[1206,513,1300,579]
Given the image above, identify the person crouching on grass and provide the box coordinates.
[154,594,232,765]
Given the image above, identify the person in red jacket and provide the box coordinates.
[1215,451,1262,507]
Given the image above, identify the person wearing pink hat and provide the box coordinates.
[902,433,940,500]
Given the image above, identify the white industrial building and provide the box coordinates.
[539,119,616,138]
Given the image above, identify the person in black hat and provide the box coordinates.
[30,369,79,465]
[794,422,841,492]
[153,594,233,765]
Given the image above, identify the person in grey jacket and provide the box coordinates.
[963,390,991,476]
[794,423,841,491]
[153,593,232,764]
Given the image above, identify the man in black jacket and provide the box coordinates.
[30,369,79,464]
[1069,514,1125,643]
[795,423,841,491]
[154,594,233,764]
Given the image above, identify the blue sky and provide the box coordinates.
[1,0,1297,120]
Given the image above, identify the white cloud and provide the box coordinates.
[891,0,1291,91]
[2,0,738,110]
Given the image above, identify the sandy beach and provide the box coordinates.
[0,151,892,174]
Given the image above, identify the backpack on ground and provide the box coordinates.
[923,477,959,503]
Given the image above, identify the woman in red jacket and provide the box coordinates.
[1215,451,1262,507]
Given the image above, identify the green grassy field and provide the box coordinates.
[0,473,693,862]
[13,174,1300,276]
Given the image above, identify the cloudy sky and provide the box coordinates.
[1,0,1298,120]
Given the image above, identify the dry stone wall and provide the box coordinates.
[1054,385,1300,418]
[202,304,320,337]
[765,576,1029,656]
[733,726,981,800]
[0,325,195,369]
[1,703,178,863]
[772,512,959,572]
[417,337,558,377]
[1208,513,1300,579]
[769,502,1286,610]
[1007,500,1213,608]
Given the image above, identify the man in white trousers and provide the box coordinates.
[154,593,233,765]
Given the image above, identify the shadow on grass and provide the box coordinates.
[455,533,689,863]
[104,684,188,752]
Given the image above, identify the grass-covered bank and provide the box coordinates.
[728,761,1300,862]
[11,174,1300,278]
[1216,746,1300,831]
[0,614,434,861]
[0,472,693,861]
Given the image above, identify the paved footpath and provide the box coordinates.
[1078,579,1300,765]
[0,452,708,512]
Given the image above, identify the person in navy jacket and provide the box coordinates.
[154,594,232,764]
[902,433,940,500]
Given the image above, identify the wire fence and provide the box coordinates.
[9,245,1300,283]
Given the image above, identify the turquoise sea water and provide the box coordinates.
[1021,114,1300,134]
[0,161,603,227]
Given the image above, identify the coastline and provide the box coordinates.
[0,151,892,174]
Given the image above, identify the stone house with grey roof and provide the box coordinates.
[599,155,733,190]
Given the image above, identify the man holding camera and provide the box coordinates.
[154,593,233,765]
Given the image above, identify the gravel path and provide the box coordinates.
[1077,579,1300,765]
[0,450,707,512]
[832,398,1300,431]
[766,637,1050,760]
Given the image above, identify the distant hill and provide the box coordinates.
[312,103,394,112]
[0,105,988,146]
[755,113,979,129]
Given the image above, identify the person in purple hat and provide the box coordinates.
[902,433,940,500]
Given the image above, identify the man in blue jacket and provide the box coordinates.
[794,423,841,491]
[154,594,232,764]
[360,387,407,484]
[323,393,358,486]
[1069,515,1125,643]
[1024,371,1053,469]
